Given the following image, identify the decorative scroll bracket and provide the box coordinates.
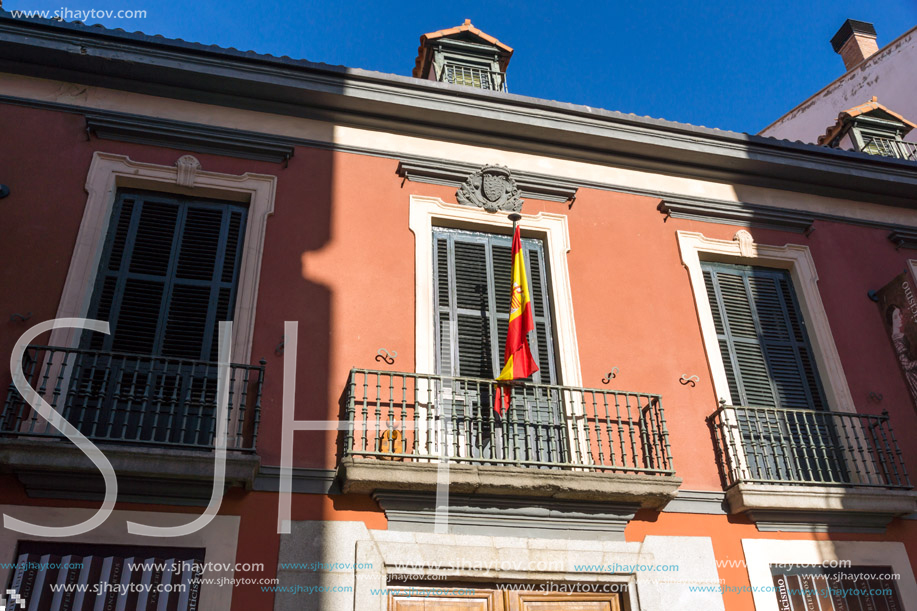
[376,348,397,365]
[733,229,755,257]
[175,155,202,188]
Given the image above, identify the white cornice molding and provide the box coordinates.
[4,18,917,206]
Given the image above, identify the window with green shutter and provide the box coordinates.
[72,189,247,445]
[432,228,565,464]
[433,228,555,383]
[702,263,826,410]
[85,190,247,360]
[702,262,847,483]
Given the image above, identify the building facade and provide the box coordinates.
[1,14,917,611]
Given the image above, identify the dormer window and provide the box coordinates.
[413,19,512,92]
[818,97,917,161]
[859,131,916,161]
[442,62,502,90]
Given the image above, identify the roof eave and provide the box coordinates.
[2,15,917,208]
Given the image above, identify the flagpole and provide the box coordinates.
[496,212,524,415]
[506,212,522,391]
[508,212,521,234]
[508,211,521,370]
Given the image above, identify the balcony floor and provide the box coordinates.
[725,482,917,532]
[0,437,260,505]
[338,457,681,510]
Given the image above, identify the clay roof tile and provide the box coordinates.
[817,97,917,146]
[413,20,513,78]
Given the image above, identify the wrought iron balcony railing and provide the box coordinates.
[343,368,675,474]
[860,136,917,161]
[1,345,264,451]
[440,63,507,91]
[709,405,911,489]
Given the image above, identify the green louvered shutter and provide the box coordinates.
[702,263,826,410]
[702,262,846,483]
[75,190,246,445]
[432,228,564,464]
[433,229,555,383]
[86,190,247,361]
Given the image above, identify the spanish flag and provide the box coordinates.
[494,226,539,415]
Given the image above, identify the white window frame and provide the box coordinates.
[409,196,584,460]
[677,230,855,414]
[409,195,581,386]
[49,152,276,365]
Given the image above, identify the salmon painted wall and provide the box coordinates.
[275,150,917,488]
[4,101,917,611]
[4,100,917,483]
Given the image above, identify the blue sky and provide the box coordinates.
[6,0,917,134]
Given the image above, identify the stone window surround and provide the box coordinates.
[741,538,917,611]
[409,195,582,386]
[48,151,276,365]
[0,505,240,611]
[358,531,640,611]
[677,229,854,414]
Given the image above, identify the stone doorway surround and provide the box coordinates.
[274,521,725,611]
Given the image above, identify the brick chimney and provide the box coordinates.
[830,19,879,71]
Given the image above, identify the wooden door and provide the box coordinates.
[505,591,622,611]
[388,589,622,610]
[389,590,502,610]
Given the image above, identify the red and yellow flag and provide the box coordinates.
[494,226,539,415]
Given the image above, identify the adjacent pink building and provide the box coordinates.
[762,19,917,154]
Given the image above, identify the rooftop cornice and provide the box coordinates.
[2,14,917,207]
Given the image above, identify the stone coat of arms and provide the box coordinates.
[456,165,523,213]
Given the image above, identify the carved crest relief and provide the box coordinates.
[456,165,523,213]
